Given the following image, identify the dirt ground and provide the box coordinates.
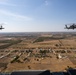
[1,36,76,72]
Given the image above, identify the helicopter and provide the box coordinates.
[0,23,4,30]
[65,23,76,30]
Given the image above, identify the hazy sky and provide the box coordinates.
[0,0,76,32]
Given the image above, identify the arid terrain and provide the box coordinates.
[0,32,76,72]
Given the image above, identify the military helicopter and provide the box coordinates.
[65,23,76,30]
[0,23,4,30]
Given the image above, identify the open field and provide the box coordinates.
[0,32,76,72]
[9,38,76,49]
